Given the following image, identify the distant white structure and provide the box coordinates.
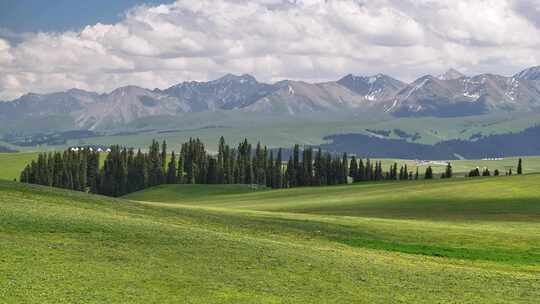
[67,146,114,153]
[414,160,450,166]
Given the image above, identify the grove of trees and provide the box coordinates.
[21,138,349,197]
[19,138,525,197]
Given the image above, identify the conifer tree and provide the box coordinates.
[166,152,178,184]
[217,136,226,184]
[206,157,218,184]
[517,158,523,175]
[254,142,264,185]
[267,151,274,188]
[53,152,63,187]
[374,161,381,181]
[275,149,283,188]
[20,164,30,183]
[424,166,433,179]
[469,168,481,177]
[292,144,301,186]
[365,159,372,181]
[304,148,314,186]
[46,153,54,186]
[148,140,164,186]
[391,163,398,180]
[358,158,365,182]
[161,140,167,171]
[342,153,348,184]
[442,162,452,179]
[176,153,184,184]
[314,149,322,186]
[98,146,128,197]
[349,156,359,182]
[79,151,88,191]
[87,150,100,193]
[286,156,295,188]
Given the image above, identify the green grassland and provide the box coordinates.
[6,110,540,152]
[1,174,539,303]
[0,152,110,181]
[0,152,40,181]
[377,156,540,176]
[64,111,540,151]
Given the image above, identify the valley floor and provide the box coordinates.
[1,175,539,303]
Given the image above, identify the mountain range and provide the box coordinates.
[1,66,540,130]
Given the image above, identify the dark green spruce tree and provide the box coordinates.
[166,152,178,184]
[424,166,433,179]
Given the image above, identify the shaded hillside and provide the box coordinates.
[0,145,17,153]
[322,125,540,159]
[321,134,454,159]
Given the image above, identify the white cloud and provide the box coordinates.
[1,0,540,100]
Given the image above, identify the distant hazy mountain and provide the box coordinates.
[78,86,187,130]
[2,66,540,131]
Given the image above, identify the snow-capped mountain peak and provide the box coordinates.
[3,66,540,130]
[437,68,465,80]
[514,66,540,80]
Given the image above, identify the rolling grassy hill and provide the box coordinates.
[1,175,539,303]
[5,111,540,153]
[124,175,540,221]
[0,152,40,181]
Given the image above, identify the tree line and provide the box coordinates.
[468,158,523,177]
[19,149,100,192]
[20,138,349,196]
[18,138,525,197]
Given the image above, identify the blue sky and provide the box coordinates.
[0,0,170,33]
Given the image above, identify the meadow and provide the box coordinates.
[1,174,539,303]
[0,152,40,181]
[62,111,540,152]
[6,110,539,153]
[377,156,540,176]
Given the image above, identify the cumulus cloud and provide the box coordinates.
[1,0,540,100]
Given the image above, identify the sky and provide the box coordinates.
[1,0,540,100]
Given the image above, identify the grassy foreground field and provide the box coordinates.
[1,175,539,303]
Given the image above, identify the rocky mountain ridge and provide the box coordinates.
[1,66,540,130]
